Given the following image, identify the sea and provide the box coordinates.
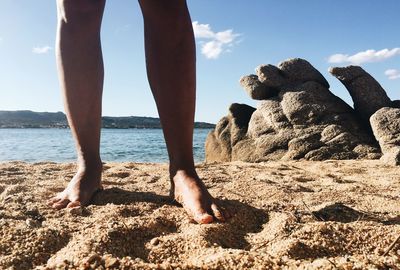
[0,128,212,163]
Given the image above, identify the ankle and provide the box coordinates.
[169,158,196,177]
[169,163,196,179]
[169,168,202,190]
[77,156,102,172]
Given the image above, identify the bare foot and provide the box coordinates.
[48,163,102,209]
[170,170,228,224]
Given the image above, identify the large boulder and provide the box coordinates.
[329,66,392,124]
[370,107,400,165]
[205,59,381,163]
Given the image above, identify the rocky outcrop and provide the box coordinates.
[206,58,400,165]
[206,59,384,163]
[329,66,392,125]
[370,107,400,165]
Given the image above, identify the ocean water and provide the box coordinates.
[0,128,212,163]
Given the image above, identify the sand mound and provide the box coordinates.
[0,160,399,269]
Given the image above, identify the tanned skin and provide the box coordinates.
[48,0,228,224]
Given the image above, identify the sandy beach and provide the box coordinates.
[0,160,399,269]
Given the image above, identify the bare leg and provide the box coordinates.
[48,0,105,209]
[139,0,227,223]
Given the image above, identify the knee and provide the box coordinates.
[57,0,105,26]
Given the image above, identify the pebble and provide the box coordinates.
[26,218,41,227]
[85,253,101,264]
[25,206,39,216]
[150,238,160,246]
[68,207,83,216]
[104,257,119,268]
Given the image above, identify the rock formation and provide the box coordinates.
[370,108,400,165]
[329,66,392,125]
[206,58,400,165]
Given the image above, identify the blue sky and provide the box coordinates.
[0,0,399,123]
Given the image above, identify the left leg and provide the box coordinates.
[138,0,227,224]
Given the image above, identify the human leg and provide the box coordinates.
[49,0,106,209]
[138,0,227,223]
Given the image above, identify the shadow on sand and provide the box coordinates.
[90,187,269,253]
[313,202,400,225]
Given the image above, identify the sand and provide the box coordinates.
[0,160,399,269]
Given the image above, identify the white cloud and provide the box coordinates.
[201,41,223,59]
[385,69,400,80]
[328,48,400,65]
[192,21,240,59]
[32,46,52,54]
[192,22,214,39]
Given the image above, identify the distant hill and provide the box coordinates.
[0,111,215,129]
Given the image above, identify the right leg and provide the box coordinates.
[49,0,106,209]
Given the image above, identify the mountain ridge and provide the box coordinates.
[0,110,215,129]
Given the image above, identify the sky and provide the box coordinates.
[0,0,399,124]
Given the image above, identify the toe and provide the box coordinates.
[47,195,63,206]
[52,198,70,209]
[182,203,214,224]
[47,197,60,206]
[194,212,214,224]
[211,203,226,222]
[66,201,81,208]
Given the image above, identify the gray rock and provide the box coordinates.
[353,144,382,159]
[370,107,400,165]
[278,58,330,88]
[304,146,334,161]
[253,130,293,159]
[206,59,380,162]
[255,64,287,88]
[283,133,323,160]
[231,139,256,162]
[239,75,277,100]
[321,125,345,142]
[247,100,291,139]
[278,81,351,125]
[328,65,365,81]
[329,66,392,123]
